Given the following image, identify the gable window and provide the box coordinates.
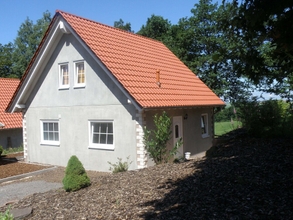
[74,61,85,87]
[201,114,209,138]
[89,121,114,150]
[59,63,69,89]
[41,120,60,145]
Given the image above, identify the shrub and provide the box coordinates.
[108,156,132,173]
[238,99,293,138]
[0,146,3,157]
[62,155,91,192]
[0,207,13,220]
[143,111,182,165]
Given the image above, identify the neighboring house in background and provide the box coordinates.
[7,10,225,171]
[0,78,23,149]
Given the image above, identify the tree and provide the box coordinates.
[114,19,133,32]
[12,11,51,78]
[233,0,293,102]
[166,0,253,103]
[0,43,15,78]
[137,15,171,41]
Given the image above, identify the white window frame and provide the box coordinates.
[40,120,60,146]
[59,63,70,89]
[201,113,209,138]
[88,120,114,150]
[74,61,86,88]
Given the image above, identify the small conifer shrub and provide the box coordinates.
[62,155,91,192]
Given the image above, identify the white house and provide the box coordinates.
[7,10,225,171]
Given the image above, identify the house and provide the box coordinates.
[0,78,23,149]
[7,10,225,171]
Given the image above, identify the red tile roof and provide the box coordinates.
[58,10,225,108]
[7,10,225,111]
[0,78,22,129]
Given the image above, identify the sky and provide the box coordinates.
[0,0,199,45]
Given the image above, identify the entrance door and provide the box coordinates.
[173,116,183,157]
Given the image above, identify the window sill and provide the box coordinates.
[88,145,114,151]
[40,141,60,146]
[74,84,86,89]
[59,86,69,90]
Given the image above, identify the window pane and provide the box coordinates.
[108,123,113,133]
[49,132,54,140]
[55,132,59,141]
[54,123,59,131]
[92,123,100,132]
[175,125,179,138]
[44,132,48,140]
[100,123,108,133]
[100,134,107,144]
[49,123,53,131]
[107,135,113,144]
[93,134,99,143]
[43,123,48,131]
[77,62,85,84]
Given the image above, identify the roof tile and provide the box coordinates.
[0,78,22,129]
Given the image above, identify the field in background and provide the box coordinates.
[215,121,242,136]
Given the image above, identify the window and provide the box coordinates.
[74,61,85,87]
[41,120,60,145]
[201,114,208,138]
[59,63,69,89]
[89,121,114,150]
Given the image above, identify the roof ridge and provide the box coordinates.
[56,9,164,45]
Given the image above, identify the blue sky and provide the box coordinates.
[0,0,199,45]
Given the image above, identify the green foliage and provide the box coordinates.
[137,15,171,41]
[114,19,133,32]
[0,146,3,157]
[0,43,15,78]
[2,145,23,155]
[238,99,293,138]
[215,105,240,122]
[108,156,132,173]
[232,0,293,102]
[143,112,181,165]
[0,207,13,220]
[62,155,91,192]
[12,11,51,78]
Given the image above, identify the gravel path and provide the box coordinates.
[0,181,62,207]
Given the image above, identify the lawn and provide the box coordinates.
[215,121,242,136]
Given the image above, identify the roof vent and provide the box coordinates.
[0,122,4,128]
[156,70,161,87]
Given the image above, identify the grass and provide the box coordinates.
[2,146,23,155]
[215,121,242,136]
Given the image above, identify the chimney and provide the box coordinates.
[156,69,161,87]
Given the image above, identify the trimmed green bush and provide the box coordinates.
[62,155,91,192]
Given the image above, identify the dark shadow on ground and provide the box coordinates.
[0,156,18,166]
[140,129,293,219]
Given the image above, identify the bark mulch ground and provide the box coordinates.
[0,130,293,219]
[0,153,49,179]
